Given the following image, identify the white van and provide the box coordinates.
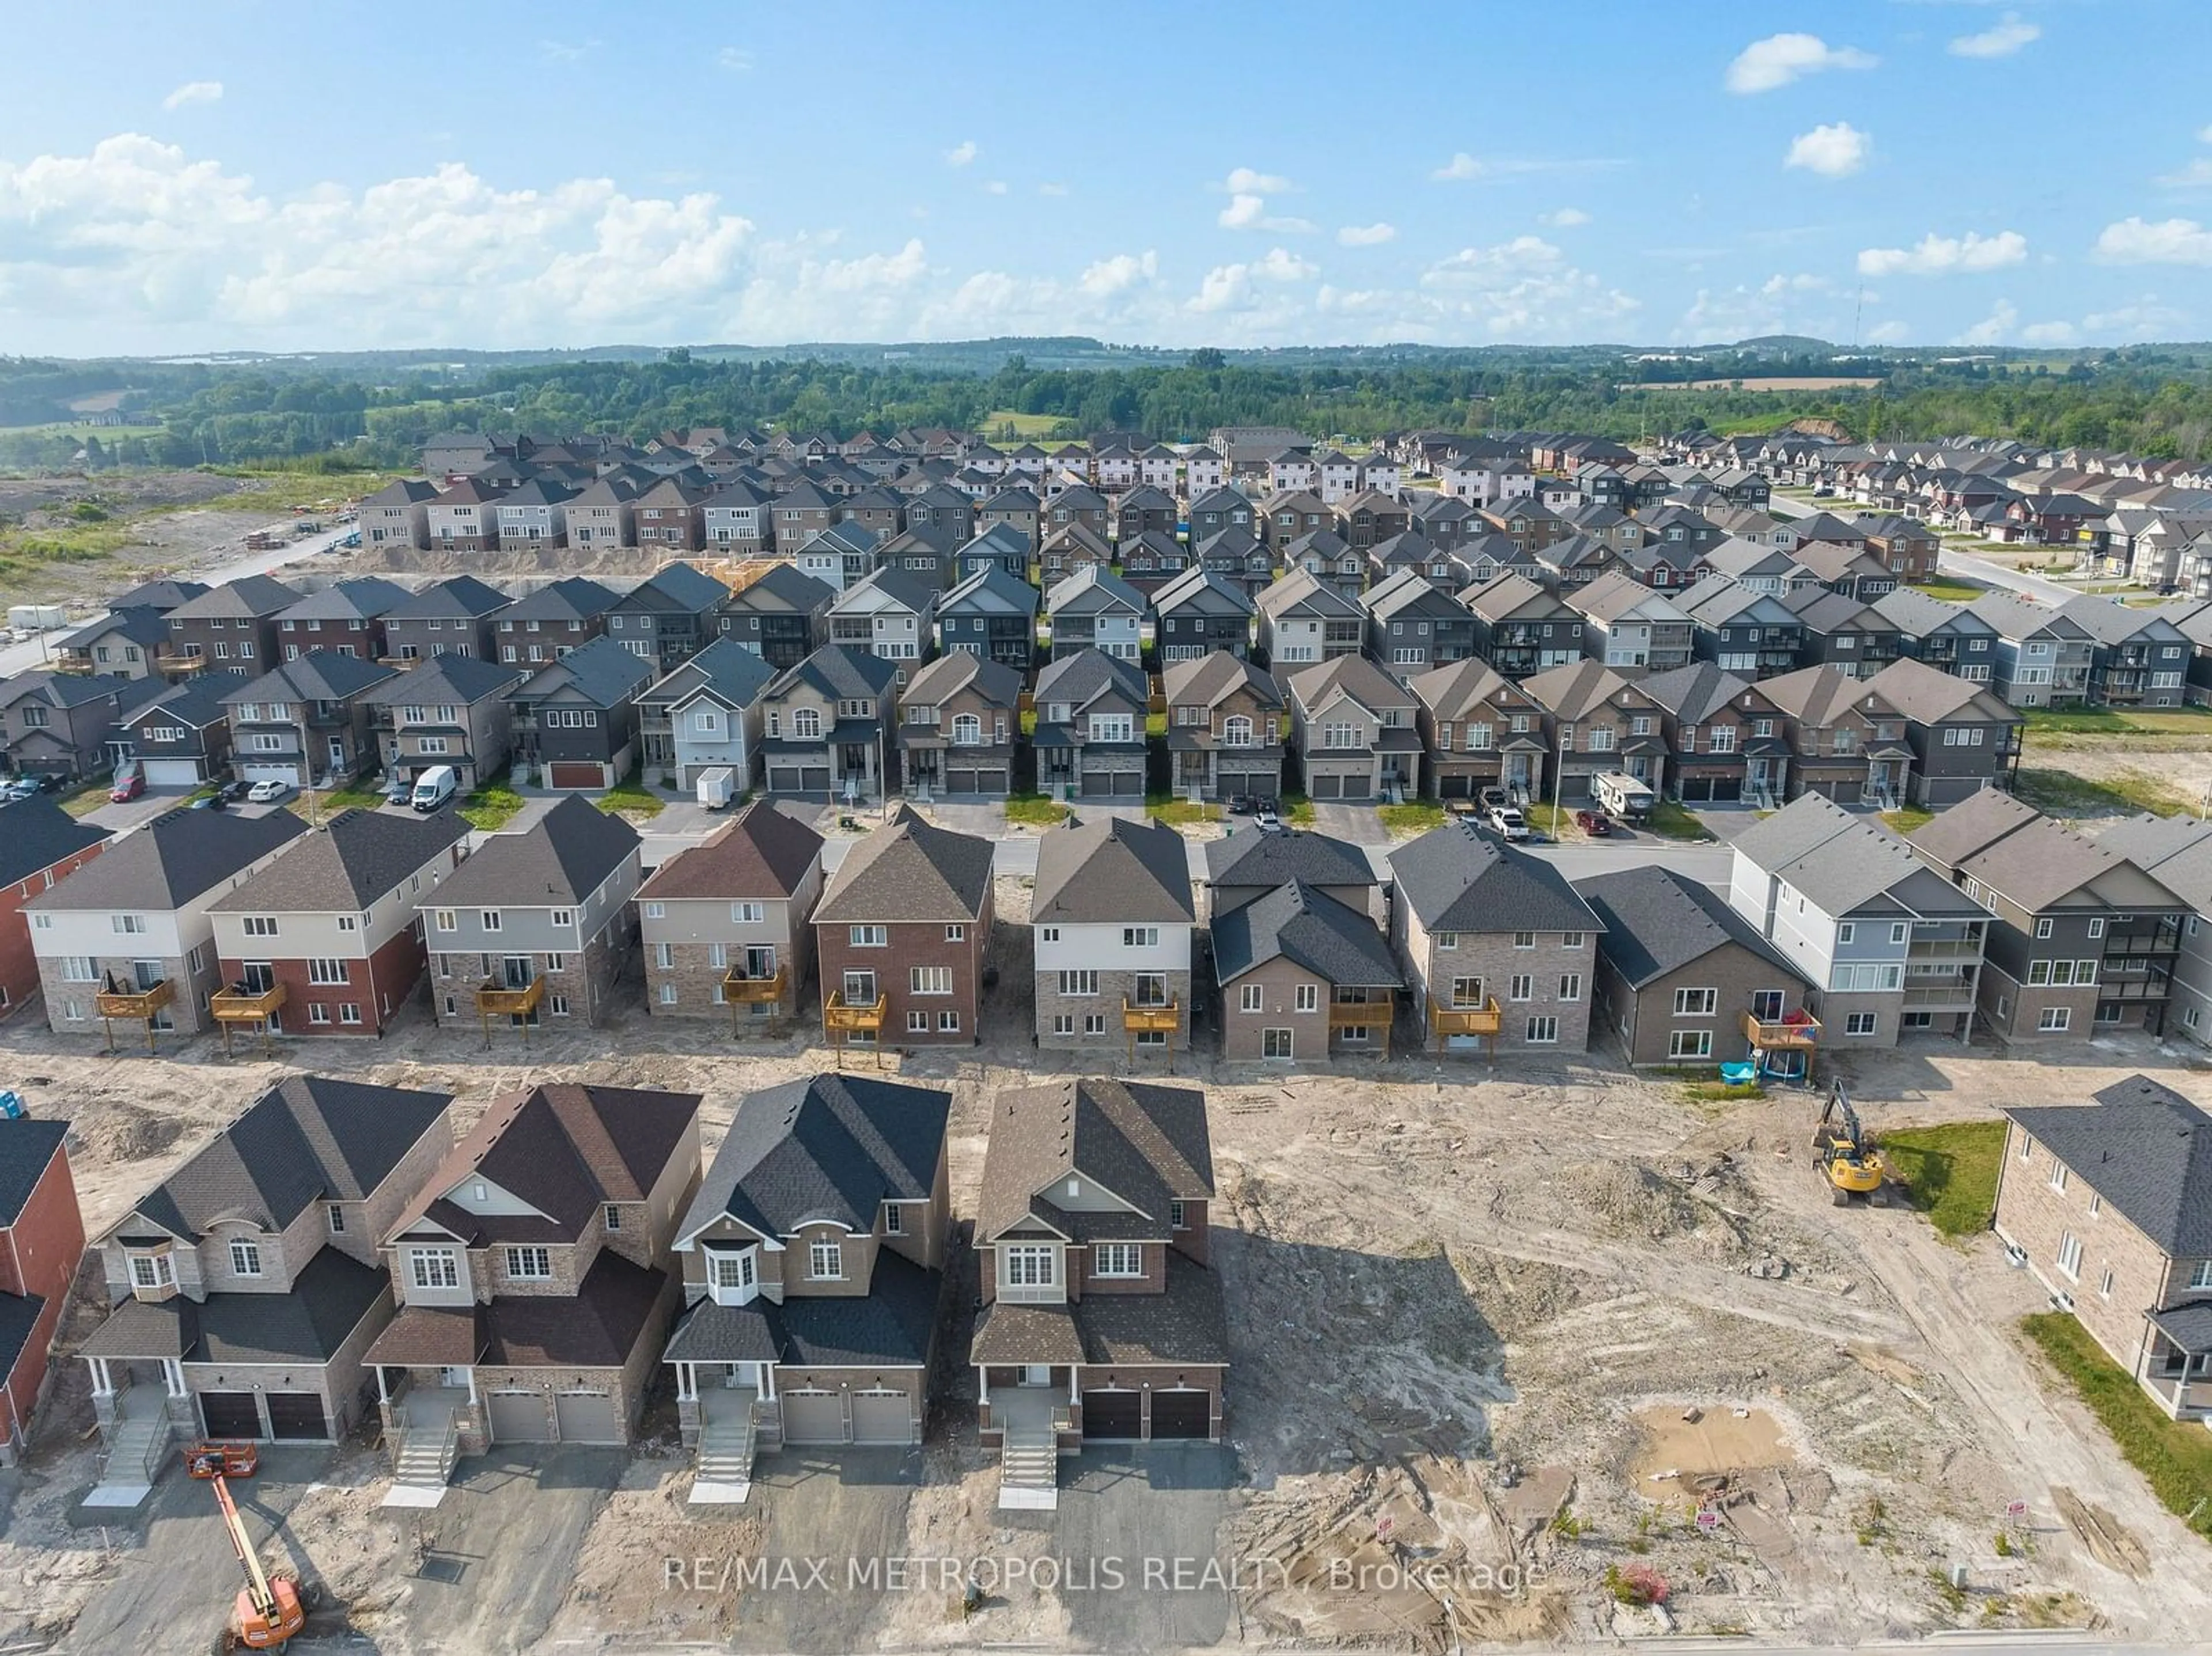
[410,765,459,812]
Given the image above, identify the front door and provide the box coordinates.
[1505,756,1530,787]
[1019,1365,1052,1388]
[327,736,346,771]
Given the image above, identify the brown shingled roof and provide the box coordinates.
[637,801,824,901]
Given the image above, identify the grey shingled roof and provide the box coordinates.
[427,794,639,908]
[1033,816,1196,926]
[767,643,899,704]
[25,808,306,914]
[0,797,111,888]
[1204,827,1374,890]
[1210,880,1404,988]
[1862,657,2018,726]
[1733,794,1988,919]
[814,807,992,923]
[382,575,510,622]
[81,1248,390,1365]
[276,577,411,623]
[210,807,467,913]
[2007,1075,2212,1256]
[1637,662,1758,725]
[1161,650,1281,711]
[1908,790,2180,914]
[126,1076,452,1242]
[897,650,1022,710]
[676,1074,949,1242]
[219,650,397,707]
[642,637,777,710]
[1033,647,1146,710]
[1390,819,1606,935]
[496,576,618,625]
[1573,864,1805,990]
[165,575,300,622]
[510,633,654,710]
[2094,813,2212,910]
[357,652,520,708]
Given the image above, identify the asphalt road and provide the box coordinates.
[1764,490,2075,602]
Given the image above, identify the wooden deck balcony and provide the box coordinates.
[155,651,211,677]
[1742,1011,1821,1051]
[1327,998,1391,1029]
[94,979,174,1020]
[1427,996,1503,1037]
[475,976,544,1018]
[823,991,887,1034]
[1121,997,1181,1034]
[721,965,788,1005]
[210,982,288,1022]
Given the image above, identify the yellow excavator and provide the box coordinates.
[1812,1081,1888,1207]
[211,1472,306,1651]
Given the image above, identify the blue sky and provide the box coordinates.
[3,0,2209,355]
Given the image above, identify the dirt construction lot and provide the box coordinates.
[0,876,2209,1651]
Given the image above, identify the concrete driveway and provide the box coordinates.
[78,785,198,832]
[734,1446,921,1654]
[924,799,1009,838]
[1310,801,1389,845]
[1054,1446,1234,1654]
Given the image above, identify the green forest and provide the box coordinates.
[3,338,2211,472]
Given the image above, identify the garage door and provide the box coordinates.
[946,768,1006,797]
[199,1391,262,1439]
[781,1390,844,1445]
[1438,774,1472,799]
[1150,1390,1213,1440]
[801,766,832,794]
[141,759,202,787]
[767,765,805,793]
[1338,775,1373,800]
[850,1390,911,1445]
[554,1390,623,1444]
[1082,1389,1141,1440]
[266,1392,328,1441]
[1711,776,1743,802]
[241,763,300,787]
[1680,775,1713,802]
[1309,774,1341,799]
[1080,771,1116,797]
[548,762,603,791]
[486,1389,552,1443]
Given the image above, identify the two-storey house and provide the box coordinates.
[955,522,1033,585]
[1520,661,1669,802]
[1186,486,1252,546]
[1150,567,1253,664]
[638,802,824,1029]
[1678,577,1805,680]
[565,474,643,555]
[758,645,900,802]
[161,577,301,680]
[1872,588,1999,684]
[1968,592,2094,707]
[1860,657,2024,808]
[507,634,653,792]
[2096,814,2212,1047]
[1032,650,1148,803]
[1638,664,1787,805]
[1565,572,1695,677]
[897,652,1023,800]
[2061,597,2190,707]
[604,563,728,674]
[220,651,397,789]
[1046,565,1145,664]
[1253,570,1363,668]
[716,562,834,671]
[1364,570,1475,680]
[53,609,170,681]
[124,679,232,788]
[937,564,1039,670]
[1033,817,1195,1055]
[1212,878,1404,1061]
[271,577,408,665]
[357,479,437,554]
[1408,659,1546,802]
[827,568,935,687]
[358,654,520,794]
[978,484,1042,552]
[0,1118,83,1460]
[814,809,994,1053]
[492,576,616,668]
[425,478,507,551]
[635,639,775,791]
[0,799,109,1023]
[0,671,149,784]
[1161,652,1285,803]
[423,796,642,1033]
[1757,665,1904,805]
[1284,654,1423,801]
[1462,573,1582,680]
[380,575,511,665]
[1784,589,1904,680]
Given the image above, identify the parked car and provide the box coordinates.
[1573,808,1611,836]
[1254,804,1282,832]
[1225,794,1255,816]
[247,778,293,804]
[190,790,226,811]
[212,778,248,805]
[1487,803,1529,842]
[108,772,145,804]
[384,776,414,806]
[1478,785,1508,810]
[2,776,40,802]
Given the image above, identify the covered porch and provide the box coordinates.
[2142,1303,2212,1420]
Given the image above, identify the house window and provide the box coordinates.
[434,910,457,932]
[1525,1015,1559,1044]
[506,1245,554,1280]
[1004,1245,1055,1287]
[911,965,952,995]
[1240,984,1264,1013]
[480,910,502,931]
[1093,1243,1142,1278]
[2049,1161,2069,1192]
[2056,1231,2082,1280]
[1059,970,1099,996]
[945,923,966,943]
[850,925,887,948]
[1294,983,1319,1013]
[2191,1260,2212,1290]
[1509,975,1532,1002]
[1052,1014,1073,1035]
[241,916,278,937]
[2034,917,2054,941]
[328,1204,346,1234]
[1560,932,1585,950]
[1169,1200,1188,1230]
[1436,932,1457,950]
[1844,1011,1878,1037]
[1669,1029,1714,1059]
[2039,1006,2071,1033]
[1837,922,1855,944]
[410,1249,460,1290]
[729,901,764,924]
[228,1239,263,1278]
[130,1252,175,1291]
[308,958,348,986]
[2087,918,2105,939]
[1673,987,1717,1017]
[809,1240,844,1280]
[1122,926,1159,949]
[1040,927,1060,943]
[1558,973,1582,1002]
[1513,931,1535,950]
[881,1203,903,1235]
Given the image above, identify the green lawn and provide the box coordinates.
[982,410,1077,442]
[290,785,386,820]
[57,782,109,818]
[1147,797,1221,827]
[2021,1313,2212,1541]
[1379,801,1446,835]
[1523,802,1571,835]
[1642,800,1709,840]
[1881,1120,2005,1239]
[2023,706,2212,737]
[459,775,525,832]
[596,781,668,818]
[1908,579,1988,603]
[2012,766,2192,820]
[1882,805,1936,836]
[1144,711,1168,737]
[1005,792,1070,827]
[1279,793,1316,827]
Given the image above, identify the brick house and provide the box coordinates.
[507,634,654,792]
[971,1078,1227,1498]
[1211,880,1403,1062]
[716,562,835,672]
[1150,567,1254,664]
[0,671,151,784]
[0,1119,84,1461]
[365,1083,702,1468]
[897,651,1024,800]
[758,645,901,802]
[492,576,617,668]
[357,654,521,794]
[1284,654,1423,802]
[1756,665,1901,805]
[161,576,301,680]
[638,801,825,1029]
[1518,660,1670,802]
[1995,1075,2212,1420]
[1408,659,1547,802]
[273,578,409,664]
[1033,816,1196,1056]
[422,796,642,1033]
[1032,650,1149,804]
[380,575,511,665]
[0,799,109,1022]
[1253,570,1363,668]
[1638,664,1790,805]
[79,1075,455,1451]
[1161,651,1286,802]
[1389,818,1604,1056]
[814,809,994,1052]
[220,651,399,790]
[208,808,471,1040]
[664,1074,950,1491]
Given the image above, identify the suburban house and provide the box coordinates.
[506,634,654,792]
[273,578,408,664]
[160,576,301,680]
[979,484,1042,550]
[813,809,994,1052]
[358,479,437,552]
[1565,573,1696,677]
[0,672,149,783]
[54,609,171,680]
[422,796,642,1033]
[1390,819,1604,1057]
[757,645,901,802]
[1574,865,1816,1071]
[635,639,775,791]
[897,651,1024,801]
[701,479,772,554]
[1364,571,1476,680]
[1519,661,1669,802]
[1967,593,2094,707]
[1118,530,1189,593]
[1032,650,1150,804]
[1283,654,1423,802]
[1409,659,1547,803]
[1638,664,1789,805]
[1211,880,1404,1062]
[1150,567,1254,664]
[1859,657,2024,807]
[1038,523,1113,589]
[1872,589,1999,684]
[1756,666,1905,806]
[604,563,728,673]
[1161,651,1286,803]
[566,475,642,554]
[1187,486,1254,545]
[122,679,233,788]
[358,654,521,794]
[2059,598,2190,707]
[1994,1075,2212,1421]
[380,575,511,665]
[970,1078,1226,1501]
[205,807,469,1041]
[664,1075,950,1493]
[1045,566,1145,664]
[492,577,617,668]
[1677,578,1806,680]
[219,651,399,789]
[1032,816,1196,1056]
[716,563,834,670]
[1462,574,1583,680]
[954,522,1035,584]
[1785,589,1904,680]
[25,809,307,1043]
[1254,570,1364,668]
[1195,528,1278,598]
[1727,795,1993,1047]
[2095,814,2212,1047]
[638,802,825,1029]
[937,563,1040,669]
[0,799,109,1022]
[79,1075,455,1453]
[0,1118,82,1460]
[1907,790,2186,1040]
[364,1083,702,1469]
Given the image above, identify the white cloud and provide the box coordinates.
[984,180,1007,196]
[1785,122,1871,179]
[1951,300,2020,347]
[538,39,599,63]
[1416,236,1640,339]
[1949,13,2041,58]
[1857,229,2028,276]
[1539,207,1590,228]
[2158,158,2212,188]
[715,47,753,72]
[1866,320,1911,344]
[1078,251,1159,298]
[161,81,222,111]
[1222,167,1293,195]
[2094,217,2212,267]
[1188,248,1317,313]
[1038,183,1069,197]
[1218,193,1315,233]
[1431,153,1618,183]
[1675,273,1836,342]
[1336,222,1397,247]
[1725,33,1877,94]
[944,141,978,168]
[2200,124,2212,145]
[2084,298,2187,337]
[2020,320,2077,345]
